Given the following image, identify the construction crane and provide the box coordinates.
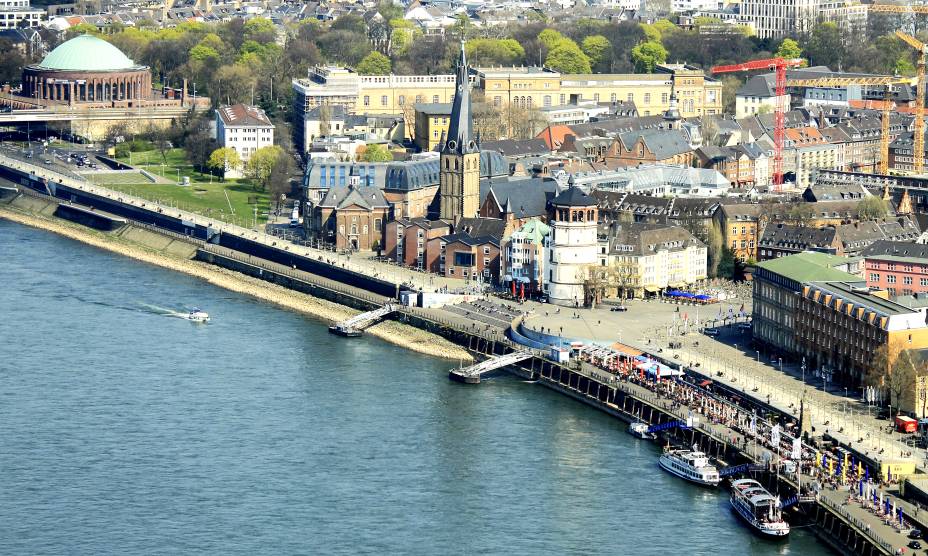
[783,76,912,174]
[869,3,928,15]
[711,58,804,189]
[895,30,926,174]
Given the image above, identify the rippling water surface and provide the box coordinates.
[0,220,832,555]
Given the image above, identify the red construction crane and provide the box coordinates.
[711,58,805,190]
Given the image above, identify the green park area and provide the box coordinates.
[99,148,270,227]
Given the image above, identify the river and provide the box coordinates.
[0,220,832,555]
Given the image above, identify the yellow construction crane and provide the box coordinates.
[869,3,928,15]
[895,31,926,174]
[785,76,913,174]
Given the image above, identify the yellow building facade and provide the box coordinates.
[413,103,452,151]
[293,64,724,123]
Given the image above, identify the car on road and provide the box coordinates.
[877,408,892,420]
[909,529,922,540]
[610,305,628,312]
[704,328,720,337]
[908,539,922,550]
[43,159,51,164]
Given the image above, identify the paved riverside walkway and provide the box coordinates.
[568,358,915,554]
[0,152,467,294]
[515,296,924,474]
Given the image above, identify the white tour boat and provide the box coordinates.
[658,447,720,487]
[729,479,790,538]
[627,422,656,439]
[187,308,210,322]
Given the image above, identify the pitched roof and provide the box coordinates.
[619,129,693,160]
[481,138,550,157]
[551,185,596,207]
[606,222,704,256]
[861,240,928,262]
[453,216,506,242]
[480,176,558,219]
[318,184,389,210]
[760,223,838,250]
[217,104,274,127]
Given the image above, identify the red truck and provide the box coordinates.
[896,415,918,433]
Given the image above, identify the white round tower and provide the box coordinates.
[544,183,599,307]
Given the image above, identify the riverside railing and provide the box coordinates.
[818,494,895,555]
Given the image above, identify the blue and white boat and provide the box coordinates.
[186,308,210,322]
[730,479,790,538]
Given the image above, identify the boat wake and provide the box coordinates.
[137,303,199,320]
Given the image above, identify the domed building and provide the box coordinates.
[21,34,151,105]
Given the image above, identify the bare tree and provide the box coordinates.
[318,102,332,137]
[612,258,641,300]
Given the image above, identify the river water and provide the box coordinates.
[0,220,832,555]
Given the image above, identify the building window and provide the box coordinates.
[381,95,388,106]
[398,95,405,105]
[888,274,896,284]
[871,273,880,282]
[593,93,600,102]
[493,96,501,107]
[662,93,668,104]
[627,93,633,102]
[433,95,439,103]
[483,246,490,255]
[610,93,617,102]
[363,95,370,106]
[544,95,551,107]
[904,276,913,285]
[644,93,651,103]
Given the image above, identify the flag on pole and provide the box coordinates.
[791,437,801,460]
[771,424,781,447]
[750,414,757,435]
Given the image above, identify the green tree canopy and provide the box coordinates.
[631,41,668,73]
[537,29,565,50]
[207,147,241,175]
[775,38,802,60]
[857,196,889,220]
[544,39,591,73]
[190,43,220,62]
[356,51,392,75]
[466,38,525,66]
[580,35,611,70]
[244,145,284,190]
[360,143,393,162]
[243,17,276,43]
[805,22,844,69]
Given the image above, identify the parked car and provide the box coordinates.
[704,328,720,337]
[610,305,628,312]
[907,539,921,550]
[908,529,922,540]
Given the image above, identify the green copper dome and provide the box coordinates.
[38,34,138,71]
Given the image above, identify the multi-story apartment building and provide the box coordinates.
[215,104,274,179]
[795,280,928,386]
[502,219,550,294]
[0,0,43,29]
[740,0,866,40]
[413,103,451,151]
[862,241,928,296]
[752,252,862,356]
[715,203,764,263]
[600,222,707,298]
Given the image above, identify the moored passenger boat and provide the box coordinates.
[658,447,720,487]
[729,479,790,538]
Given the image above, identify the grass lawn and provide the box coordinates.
[105,148,271,226]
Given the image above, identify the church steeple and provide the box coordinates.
[443,39,477,155]
[437,39,481,222]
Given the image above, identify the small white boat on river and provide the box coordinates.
[186,308,210,322]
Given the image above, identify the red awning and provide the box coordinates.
[699,380,712,387]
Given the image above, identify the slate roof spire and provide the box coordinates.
[443,39,478,155]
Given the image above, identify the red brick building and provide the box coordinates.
[384,217,450,270]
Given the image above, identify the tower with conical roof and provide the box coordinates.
[438,40,480,222]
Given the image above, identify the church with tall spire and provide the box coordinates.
[438,40,482,223]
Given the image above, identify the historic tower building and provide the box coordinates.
[438,40,480,223]
[544,182,599,307]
